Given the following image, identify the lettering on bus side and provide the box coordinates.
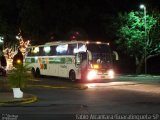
[65,57,72,64]
[48,58,64,64]
[48,57,73,64]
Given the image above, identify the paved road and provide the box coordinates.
[0,76,160,120]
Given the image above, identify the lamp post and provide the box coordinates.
[140,4,147,74]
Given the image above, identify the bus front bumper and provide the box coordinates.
[86,69,114,81]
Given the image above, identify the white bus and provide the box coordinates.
[25,40,117,81]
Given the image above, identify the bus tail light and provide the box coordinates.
[87,70,97,80]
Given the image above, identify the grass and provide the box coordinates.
[115,74,160,83]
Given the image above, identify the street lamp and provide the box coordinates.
[140,4,147,74]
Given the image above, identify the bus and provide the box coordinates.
[25,40,118,81]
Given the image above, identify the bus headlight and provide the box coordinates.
[87,70,97,80]
[108,69,114,79]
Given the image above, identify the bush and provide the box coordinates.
[8,64,32,88]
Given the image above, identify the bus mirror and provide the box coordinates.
[113,51,119,60]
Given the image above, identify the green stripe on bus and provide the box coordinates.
[25,57,73,64]
[25,58,37,63]
[49,57,72,64]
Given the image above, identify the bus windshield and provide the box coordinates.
[86,43,112,65]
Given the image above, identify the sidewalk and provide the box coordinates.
[115,74,160,84]
[0,93,37,106]
[110,83,160,94]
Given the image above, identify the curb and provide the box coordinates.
[0,93,37,106]
[28,84,88,90]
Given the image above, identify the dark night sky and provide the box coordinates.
[1,0,160,41]
[46,0,160,40]
[1,0,160,73]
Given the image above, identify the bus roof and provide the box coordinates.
[28,40,110,48]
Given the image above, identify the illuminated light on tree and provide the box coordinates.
[19,39,30,55]
[3,29,31,70]
[16,30,30,55]
[3,48,14,59]
[3,48,15,70]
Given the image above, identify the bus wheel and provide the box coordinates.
[31,68,36,77]
[35,68,41,78]
[69,70,76,82]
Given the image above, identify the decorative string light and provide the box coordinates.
[3,48,15,70]
[17,29,30,55]
[3,29,31,70]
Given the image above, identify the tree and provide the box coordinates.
[116,10,160,74]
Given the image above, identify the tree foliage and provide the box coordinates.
[116,10,160,73]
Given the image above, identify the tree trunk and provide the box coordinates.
[136,56,144,74]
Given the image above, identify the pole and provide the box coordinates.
[144,6,147,74]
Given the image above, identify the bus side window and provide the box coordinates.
[68,43,77,55]
[31,47,39,56]
[44,46,51,56]
[39,47,45,56]
[56,44,68,55]
[78,43,86,52]
[50,46,56,56]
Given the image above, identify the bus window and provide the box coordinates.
[39,47,45,56]
[68,43,77,55]
[78,43,86,53]
[50,46,57,56]
[56,44,68,55]
[31,47,39,56]
[43,46,51,56]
